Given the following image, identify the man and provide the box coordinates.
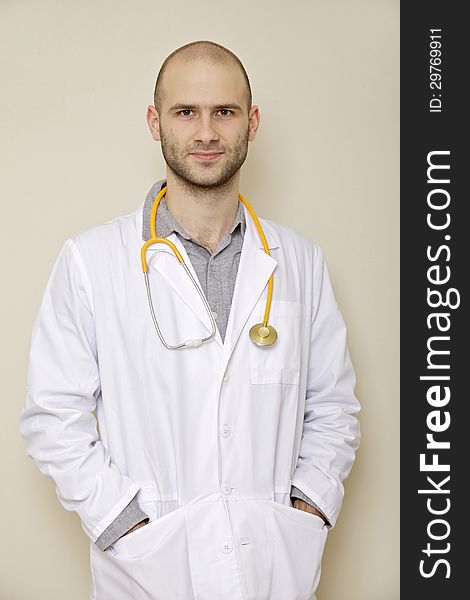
[20,41,360,599]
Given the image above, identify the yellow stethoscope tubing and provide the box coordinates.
[141,185,274,343]
[238,192,273,328]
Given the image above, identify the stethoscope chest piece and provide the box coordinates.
[249,323,278,347]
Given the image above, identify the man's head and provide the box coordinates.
[146,41,260,190]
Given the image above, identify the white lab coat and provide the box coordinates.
[20,197,360,600]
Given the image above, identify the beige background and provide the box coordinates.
[0,0,399,598]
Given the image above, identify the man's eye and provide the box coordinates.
[179,109,194,117]
[217,109,232,116]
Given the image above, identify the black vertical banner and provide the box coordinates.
[401,3,467,598]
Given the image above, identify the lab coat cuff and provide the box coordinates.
[94,495,149,551]
[87,482,141,542]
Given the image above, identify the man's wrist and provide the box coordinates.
[292,498,328,523]
[120,518,149,539]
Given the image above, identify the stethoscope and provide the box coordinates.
[141,186,278,349]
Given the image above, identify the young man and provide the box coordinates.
[20,41,360,599]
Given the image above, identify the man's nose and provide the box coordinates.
[194,114,220,145]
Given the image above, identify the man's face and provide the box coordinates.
[153,58,258,189]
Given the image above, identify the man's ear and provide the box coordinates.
[146,105,161,141]
[248,105,261,142]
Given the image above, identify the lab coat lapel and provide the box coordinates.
[148,234,223,348]
[222,205,278,365]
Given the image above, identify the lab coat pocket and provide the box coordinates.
[91,507,195,599]
[267,500,328,600]
[249,300,303,385]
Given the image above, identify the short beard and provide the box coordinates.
[160,127,249,191]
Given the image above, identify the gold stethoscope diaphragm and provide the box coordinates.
[249,323,278,346]
[141,186,277,348]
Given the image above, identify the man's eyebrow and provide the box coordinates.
[168,103,242,111]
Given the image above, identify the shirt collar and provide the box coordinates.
[142,179,246,242]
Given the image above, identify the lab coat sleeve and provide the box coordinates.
[291,245,361,527]
[19,239,140,542]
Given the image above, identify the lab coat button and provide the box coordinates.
[212,311,218,320]
[222,541,233,554]
[222,482,232,495]
[223,373,229,382]
[221,424,232,438]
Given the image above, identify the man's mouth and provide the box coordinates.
[190,152,224,161]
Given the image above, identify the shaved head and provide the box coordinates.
[154,41,252,113]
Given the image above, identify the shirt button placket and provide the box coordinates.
[220,371,233,543]
[220,373,231,440]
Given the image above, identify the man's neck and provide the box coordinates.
[164,171,241,252]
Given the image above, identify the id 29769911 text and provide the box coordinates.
[429,29,443,113]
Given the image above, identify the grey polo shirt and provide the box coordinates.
[94,181,324,551]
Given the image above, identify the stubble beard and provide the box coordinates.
[160,127,249,191]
